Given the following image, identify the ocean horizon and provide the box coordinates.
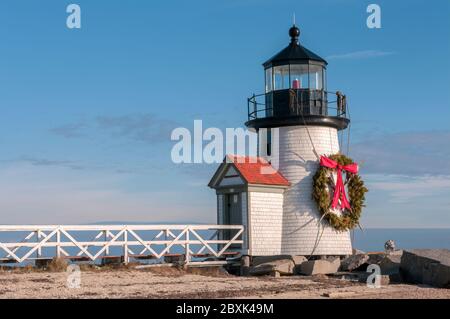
[351,228,450,252]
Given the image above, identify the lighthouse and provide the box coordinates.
[209,25,352,257]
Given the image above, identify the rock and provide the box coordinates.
[352,248,365,255]
[291,256,308,274]
[252,255,306,267]
[252,255,307,275]
[341,252,399,273]
[400,249,450,288]
[367,253,386,265]
[292,255,308,266]
[299,258,340,275]
[389,250,403,256]
[249,259,295,276]
[384,240,396,253]
[341,254,369,271]
[380,254,402,275]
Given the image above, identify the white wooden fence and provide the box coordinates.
[0,225,244,266]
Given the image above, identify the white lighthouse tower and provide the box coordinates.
[210,25,352,257]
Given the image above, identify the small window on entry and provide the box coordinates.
[267,128,272,156]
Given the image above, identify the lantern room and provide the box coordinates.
[246,25,349,131]
[264,25,326,93]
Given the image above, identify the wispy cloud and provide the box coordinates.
[352,130,450,176]
[50,113,178,144]
[327,50,396,60]
[96,114,177,144]
[0,156,155,175]
[362,173,450,228]
[50,123,87,139]
[4,156,87,171]
[367,174,450,204]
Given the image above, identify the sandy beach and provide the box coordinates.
[0,267,449,299]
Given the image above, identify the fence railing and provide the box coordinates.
[0,225,244,266]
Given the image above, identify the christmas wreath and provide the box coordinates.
[312,153,368,232]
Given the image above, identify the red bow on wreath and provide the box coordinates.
[320,156,359,210]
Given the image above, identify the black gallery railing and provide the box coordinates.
[247,89,348,121]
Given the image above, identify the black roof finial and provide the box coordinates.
[289,24,300,45]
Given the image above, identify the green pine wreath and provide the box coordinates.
[312,153,368,232]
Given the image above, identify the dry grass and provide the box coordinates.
[47,257,68,272]
[1,261,141,273]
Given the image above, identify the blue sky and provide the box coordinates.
[0,0,449,227]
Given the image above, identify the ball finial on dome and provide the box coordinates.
[289,25,300,44]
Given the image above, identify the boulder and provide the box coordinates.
[389,250,404,256]
[380,254,402,275]
[367,253,386,265]
[252,255,307,276]
[384,240,396,253]
[249,259,295,276]
[352,248,366,255]
[292,256,308,274]
[341,254,369,271]
[252,255,306,267]
[299,258,340,275]
[400,249,450,288]
[292,255,308,266]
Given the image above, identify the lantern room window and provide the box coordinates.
[265,68,272,92]
[265,63,326,92]
[308,64,324,90]
[289,64,309,89]
[273,65,290,90]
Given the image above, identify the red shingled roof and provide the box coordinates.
[227,155,290,187]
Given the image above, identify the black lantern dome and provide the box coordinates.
[246,25,349,131]
[263,25,327,68]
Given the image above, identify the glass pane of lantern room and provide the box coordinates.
[265,68,273,92]
[309,64,323,90]
[273,65,290,90]
[289,64,309,89]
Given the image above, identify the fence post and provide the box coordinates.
[105,230,110,255]
[37,230,42,258]
[165,229,169,254]
[56,229,61,258]
[124,227,129,264]
[184,227,190,268]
